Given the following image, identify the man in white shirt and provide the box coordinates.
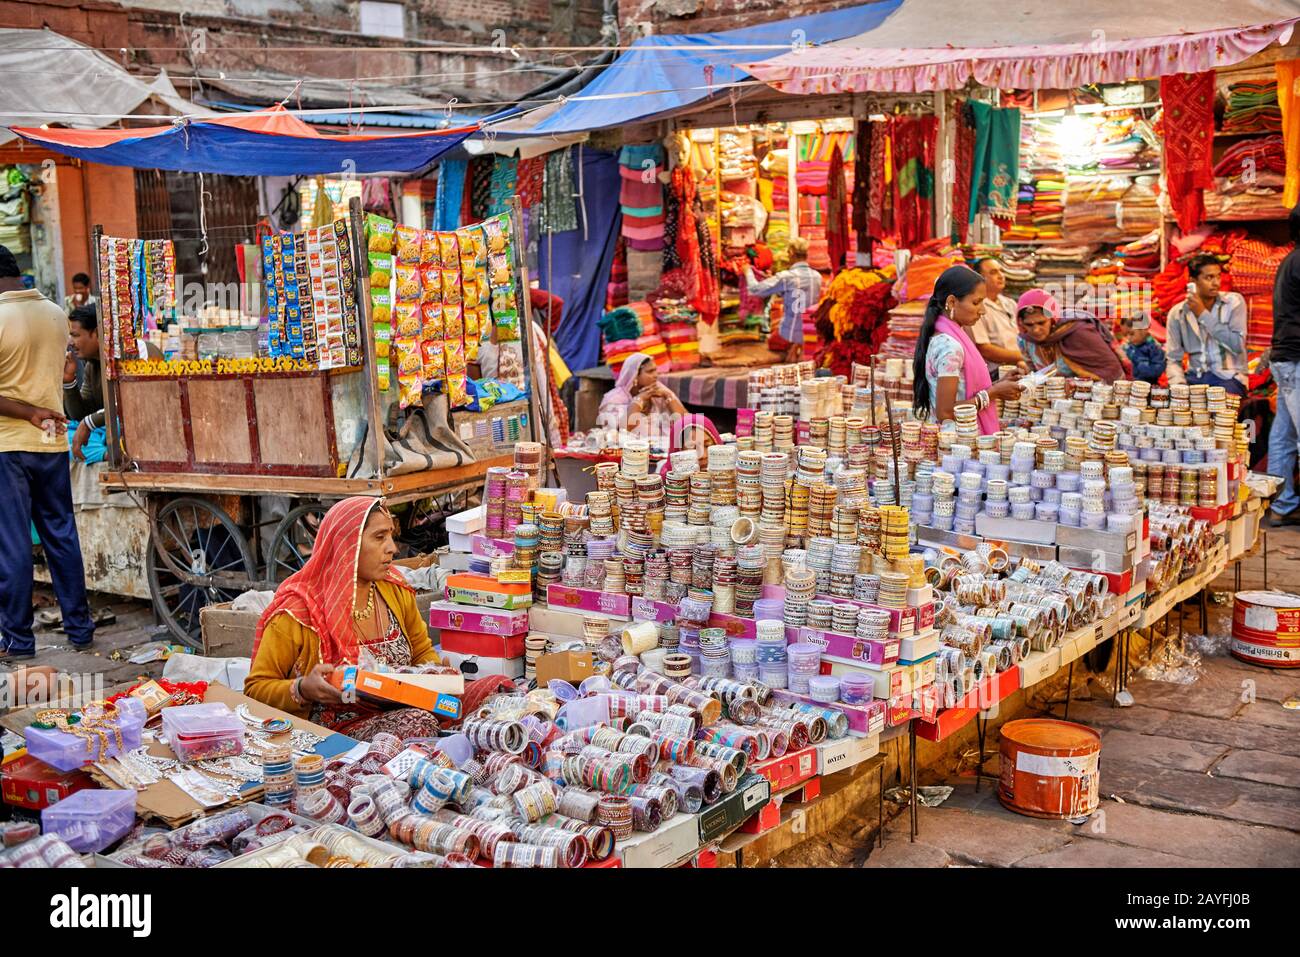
[971,258,1027,375]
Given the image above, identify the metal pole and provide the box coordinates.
[909,721,918,841]
[877,761,885,849]
[348,197,386,483]
[1063,661,1073,721]
[510,197,548,472]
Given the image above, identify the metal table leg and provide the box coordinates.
[878,761,884,849]
[1263,530,1269,588]
[1200,587,1208,633]
[1063,661,1074,721]
[909,722,918,842]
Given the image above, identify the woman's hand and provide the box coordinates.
[987,376,1022,402]
[298,663,344,705]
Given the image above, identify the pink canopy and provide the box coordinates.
[743,0,1299,94]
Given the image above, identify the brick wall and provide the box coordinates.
[617,0,880,36]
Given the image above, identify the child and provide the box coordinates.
[1122,314,1165,385]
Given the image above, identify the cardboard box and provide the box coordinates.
[753,746,817,792]
[1,754,94,810]
[1018,649,1062,688]
[797,626,899,668]
[528,604,628,639]
[770,690,885,738]
[428,601,529,637]
[470,535,514,558]
[446,573,532,610]
[907,584,934,608]
[737,798,783,834]
[1057,636,1083,667]
[815,733,880,775]
[812,597,920,638]
[697,773,771,843]
[438,629,527,659]
[631,597,678,624]
[438,649,525,680]
[535,650,595,685]
[898,631,939,664]
[976,513,1057,544]
[446,505,485,535]
[330,668,464,718]
[619,811,702,868]
[546,584,631,617]
[827,658,935,699]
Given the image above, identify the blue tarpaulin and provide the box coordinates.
[516,1,902,135]
[538,148,623,374]
[10,105,477,175]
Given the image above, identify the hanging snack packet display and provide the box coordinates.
[422,338,446,383]
[366,215,396,391]
[99,235,176,373]
[334,219,362,368]
[395,336,423,409]
[484,214,520,345]
[444,336,469,407]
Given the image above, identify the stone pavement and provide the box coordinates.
[776,524,1300,868]
[1,591,170,704]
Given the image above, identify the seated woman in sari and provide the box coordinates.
[595,351,687,441]
[245,497,448,741]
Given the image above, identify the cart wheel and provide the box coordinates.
[147,497,258,649]
[267,504,328,582]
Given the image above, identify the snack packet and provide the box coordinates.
[443,336,467,375]
[365,214,394,253]
[443,304,464,340]
[441,268,462,305]
[370,291,392,326]
[421,340,446,383]
[394,302,422,338]
[394,263,421,303]
[368,252,392,291]
[395,225,421,265]
[421,302,445,341]
[419,264,443,304]
[419,229,440,266]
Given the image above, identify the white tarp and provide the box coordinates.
[0,28,217,146]
[745,0,1300,93]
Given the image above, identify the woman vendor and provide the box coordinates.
[245,497,447,741]
[659,413,721,473]
[596,351,687,440]
[1016,289,1126,383]
[912,264,1021,434]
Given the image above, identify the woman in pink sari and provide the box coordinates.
[912,264,1021,434]
[596,351,687,438]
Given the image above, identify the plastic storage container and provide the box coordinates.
[24,706,146,772]
[162,703,245,763]
[41,789,138,853]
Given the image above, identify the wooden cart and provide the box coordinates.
[94,198,546,646]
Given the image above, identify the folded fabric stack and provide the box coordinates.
[1063,175,1148,242]
[718,130,758,183]
[1213,134,1287,194]
[606,237,629,311]
[650,294,701,371]
[604,333,669,374]
[598,304,645,344]
[1000,249,1038,296]
[619,144,666,252]
[1244,295,1275,351]
[1202,189,1290,220]
[1002,177,1038,240]
[1222,79,1282,134]
[878,300,927,360]
[1035,244,1094,284]
[766,210,790,265]
[1030,175,1065,240]
[1114,230,1161,279]
[891,253,963,302]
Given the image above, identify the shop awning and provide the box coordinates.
[507,0,903,135]
[744,0,1300,93]
[0,28,219,146]
[9,105,478,175]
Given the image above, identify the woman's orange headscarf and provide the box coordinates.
[253,497,412,665]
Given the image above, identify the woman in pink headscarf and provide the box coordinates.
[912,264,1021,434]
[596,351,687,437]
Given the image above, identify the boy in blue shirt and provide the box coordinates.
[1122,314,1165,385]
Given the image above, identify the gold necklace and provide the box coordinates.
[352,583,376,621]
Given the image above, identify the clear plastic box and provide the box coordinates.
[41,789,138,853]
[162,703,245,763]
[25,707,146,772]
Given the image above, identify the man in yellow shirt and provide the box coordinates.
[0,245,94,660]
